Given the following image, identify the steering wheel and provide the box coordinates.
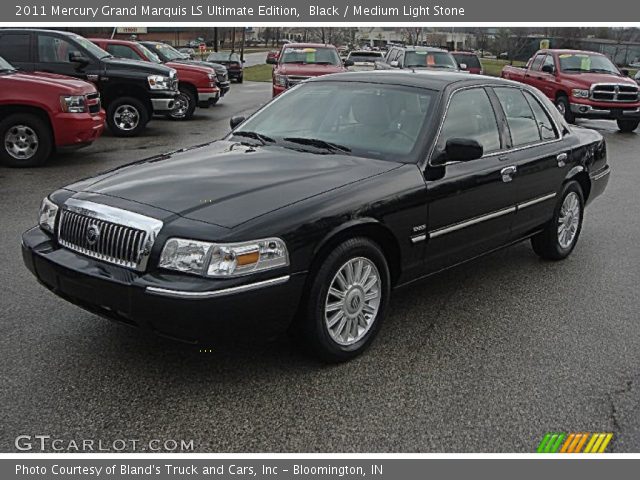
[381,129,415,142]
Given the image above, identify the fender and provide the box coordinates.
[312,217,395,258]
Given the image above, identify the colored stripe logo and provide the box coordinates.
[537,433,613,453]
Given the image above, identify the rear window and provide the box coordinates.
[405,51,457,69]
[280,47,341,66]
[452,53,481,69]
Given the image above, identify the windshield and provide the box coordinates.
[73,35,112,59]
[231,81,437,162]
[0,56,15,72]
[207,52,240,62]
[405,51,458,69]
[280,47,341,66]
[138,43,162,63]
[348,52,384,63]
[452,53,481,69]
[149,43,184,61]
[558,53,620,74]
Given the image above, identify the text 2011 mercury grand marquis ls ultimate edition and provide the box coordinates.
[22,71,610,362]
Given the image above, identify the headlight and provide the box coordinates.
[39,197,58,234]
[275,74,287,87]
[147,75,171,90]
[159,237,288,277]
[60,95,86,113]
[207,73,217,87]
[572,89,590,98]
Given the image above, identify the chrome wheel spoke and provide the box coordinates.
[557,192,581,249]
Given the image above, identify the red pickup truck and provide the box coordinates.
[0,56,104,167]
[267,43,347,97]
[90,38,220,120]
[502,49,640,132]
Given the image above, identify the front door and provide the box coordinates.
[424,86,517,273]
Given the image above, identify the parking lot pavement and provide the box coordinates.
[0,86,639,451]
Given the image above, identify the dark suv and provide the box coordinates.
[0,29,178,137]
[376,46,459,71]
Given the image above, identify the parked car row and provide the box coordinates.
[0,29,237,167]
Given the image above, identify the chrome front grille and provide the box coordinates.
[57,199,163,272]
[591,83,639,102]
[286,75,311,87]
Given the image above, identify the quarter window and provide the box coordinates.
[524,91,558,140]
[494,87,541,147]
[436,88,501,156]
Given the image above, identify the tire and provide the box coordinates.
[0,113,52,167]
[531,181,584,260]
[211,96,219,105]
[297,237,391,363]
[168,86,197,120]
[617,119,639,133]
[555,95,575,123]
[237,74,243,84]
[106,97,148,137]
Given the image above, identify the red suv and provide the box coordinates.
[90,39,220,120]
[0,56,104,167]
[267,43,347,97]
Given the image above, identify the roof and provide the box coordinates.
[282,43,337,49]
[88,38,137,46]
[541,49,606,56]
[401,46,450,53]
[307,70,510,91]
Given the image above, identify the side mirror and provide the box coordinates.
[541,64,555,74]
[69,51,89,64]
[620,68,629,77]
[229,116,246,130]
[390,60,399,68]
[344,59,354,67]
[459,63,468,70]
[445,138,483,162]
[242,59,246,63]
[266,57,277,65]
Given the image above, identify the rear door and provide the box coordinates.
[490,86,567,238]
[423,86,516,273]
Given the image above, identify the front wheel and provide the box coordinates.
[0,113,52,167]
[297,238,390,363]
[531,181,584,260]
[106,97,149,137]
[168,87,196,120]
[617,119,639,133]
[555,95,575,123]
[237,74,243,84]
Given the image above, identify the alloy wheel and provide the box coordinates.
[113,105,140,131]
[4,125,39,160]
[557,191,581,249]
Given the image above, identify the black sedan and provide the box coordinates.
[22,72,610,362]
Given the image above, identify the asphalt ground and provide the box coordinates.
[0,82,638,452]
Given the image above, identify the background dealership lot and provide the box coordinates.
[1,79,639,452]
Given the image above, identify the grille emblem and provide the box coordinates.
[86,224,101,246]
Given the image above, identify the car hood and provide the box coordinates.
[173,59,227,75]
[103,56,175,76]
[561,72,638,87]
[277,64,345,76]
[65,141,400,229]
[8,71,96,94]
[165,61,214,75]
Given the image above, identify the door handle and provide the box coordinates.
[557,152,568,167]
[500,165,517,183]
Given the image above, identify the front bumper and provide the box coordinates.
[570,102,640,120]
[22,227,306,343]
[52,111,105,148]
[217,81,231,96]
[273,84,286,97]
[150,90,178,114]
[197,88,220,106]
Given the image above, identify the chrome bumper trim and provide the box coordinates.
[590,168,611,181]
[198,91,220,102]
[145,275,290,299]
[151,98,176,112]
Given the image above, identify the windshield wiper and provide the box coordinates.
[283,137,351,154]
[232,131,275,146]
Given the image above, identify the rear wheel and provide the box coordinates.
[296,237,390,362]
[617,119,639,133]
[237,74,244,84]
[168,86,197,120]
[106,97,148,137]
[555,95,575,123]
[531,181,584,260]
[0,113,52,167]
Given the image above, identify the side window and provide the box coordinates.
[524,91,558,140]
[37,35,76,63]
[106,44,142,60]
[494,87,541,147]
[0,33,30,63]
[530,54,545,71]
[542,55,555,71]
[436,88,501,156]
